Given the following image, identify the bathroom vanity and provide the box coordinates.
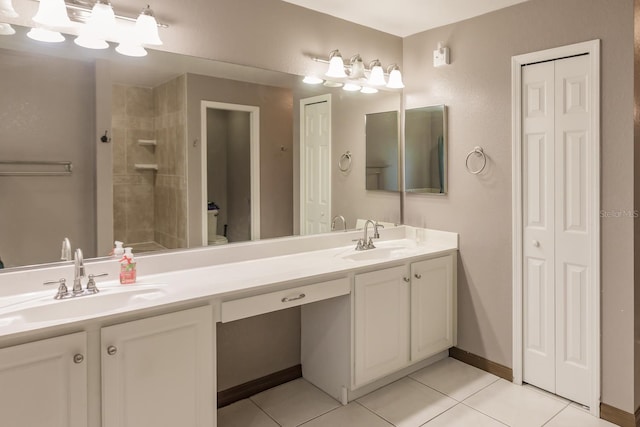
[0,226,457,427]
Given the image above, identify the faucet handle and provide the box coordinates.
[373,222,385,239]
[366,237,376,249]
[44,278,69,300]
[354,238,365,251]
[86,273,108,294]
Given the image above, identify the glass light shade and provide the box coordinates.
[303,76,323,85]
[32,0,72,29]
[368,62,386,86]
[74,32,109,49]
[323,80,343,88]
[349,55,365,79]
[0,23,15,35]
[326,50,346,78]
[360,86,378,94]
[135,5,162,45]
[116,40,147,57]
[0,0,18,19]
[85,1,116,40]
[386,68,405,89]
[343,83,361,92]
[27,27,65,42]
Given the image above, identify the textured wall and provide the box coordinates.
[0,49,96,267]
[403,0,634,412]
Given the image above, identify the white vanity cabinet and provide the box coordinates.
[0,332,88,427]
[353,265,410,387]
[101,306,214,427]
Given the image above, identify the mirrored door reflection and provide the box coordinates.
[405,105,447,194]
[365,111,400,192]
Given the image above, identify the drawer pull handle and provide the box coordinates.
[73,353,84,364]
[414,273,422,279]
[403,277,411,283]
[107,345,118,356]
[282,293,306,303]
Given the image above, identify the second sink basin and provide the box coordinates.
[0,284,167,326]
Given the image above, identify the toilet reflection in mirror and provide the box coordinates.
[404,105,447,194]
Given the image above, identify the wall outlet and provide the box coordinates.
[433,46,450,67]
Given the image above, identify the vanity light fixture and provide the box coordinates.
[326,49,347,78]
[323,80,343,88]
[360,86,378,94]
[74,0,115,49]
[349,54,365,79]
[0,0,18,18]
[343,82,361,92]
[115,28,147,57]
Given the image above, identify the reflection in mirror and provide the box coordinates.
[405,105,447,194]
[0,24,401,271]
[365,111,399,192]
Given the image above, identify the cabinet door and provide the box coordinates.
[0,332,87,427]
[411,254,455,361]
[354,265,409,387]
[102,306,214,427]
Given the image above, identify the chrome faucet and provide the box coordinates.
[60,237,71,261]
[355,220,384,251]
[73,248,85,295]
[331,215,347,231]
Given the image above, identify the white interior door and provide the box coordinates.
[300,96,331,235]
[522,54,592,406]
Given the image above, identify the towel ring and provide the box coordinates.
[338,151,352,172]
[465,146,487,175]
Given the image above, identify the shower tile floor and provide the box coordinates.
[217,357,616,427]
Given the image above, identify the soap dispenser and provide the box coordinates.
[119,247,137,284]
[112,241,124,258]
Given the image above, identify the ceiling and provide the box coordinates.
[281,0,530,37]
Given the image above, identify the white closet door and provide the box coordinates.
[522,54,592,406]
[522,60,556,393]
[553,54,591,405]
[301,100,331,235]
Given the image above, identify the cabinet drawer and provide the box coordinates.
[221,277,350,322]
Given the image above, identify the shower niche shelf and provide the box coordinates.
[134,163,158,171]
[137,139,157,146]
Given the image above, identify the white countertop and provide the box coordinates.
[0,226,458,340]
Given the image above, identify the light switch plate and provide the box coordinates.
[433,47,450,67]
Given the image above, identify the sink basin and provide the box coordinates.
[0,285,167,326]
[340,246,407,262]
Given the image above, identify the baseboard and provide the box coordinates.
[598,403,638,427]
[217,364,302,408]
[449,347,513,381]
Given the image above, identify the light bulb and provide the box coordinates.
[326,50,347,78]
[135,5,162,45]
[349,54,365,79]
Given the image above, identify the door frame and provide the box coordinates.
[299,94,332,235]
[200,101,260,245]
[511,39,600,414]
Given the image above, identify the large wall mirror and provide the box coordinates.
[0,25,401,271]
[365,111,399,192]
[405,105,447,194]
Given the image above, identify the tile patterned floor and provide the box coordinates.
[217,358,616,427]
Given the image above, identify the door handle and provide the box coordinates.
[532,240,540,247]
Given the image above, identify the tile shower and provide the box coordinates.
[111,75,187,251]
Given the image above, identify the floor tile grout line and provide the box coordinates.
[247,397,284,427]
[353,399,397,426]
[293,404,343,426]
[458,402,511,426]
[539,403,571,427]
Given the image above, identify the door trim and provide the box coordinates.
[299,94,332,235]
[511,39,600,415]
[200,101,260,244]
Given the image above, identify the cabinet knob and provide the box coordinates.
[73,353,84,364]
[107,345,118,356]
[403,277,410,283]
[532,240,540,247]
[414,273,422,279]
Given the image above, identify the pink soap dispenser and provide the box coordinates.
[119,247,137,284]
